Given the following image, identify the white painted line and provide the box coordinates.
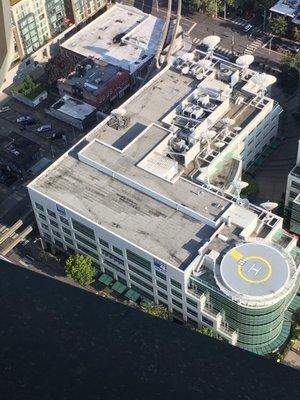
[188,22,197,34]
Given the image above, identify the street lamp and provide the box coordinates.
[33,237,47,261]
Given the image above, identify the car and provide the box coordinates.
[282,44,299,54]
[37,124,52,133]
[17,116,36,125]
[50,131,64,141]
[243,24,253,33]
[0,106,10,113]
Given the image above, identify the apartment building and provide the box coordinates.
[28,49,300,355]
[64,0,107,25]
[10,0,107,59]
[285,141,300,234]
[270,0,300,26]
[0,0,13,87]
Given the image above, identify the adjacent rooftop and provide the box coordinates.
[61,3,166,73]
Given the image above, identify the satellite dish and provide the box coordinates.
[215,141,225,148]
[221,117,235,126]
[196,73,204,81]
[201,130,216,141]
[251,73,277,90]
[238,198,250,208]
[260,201,278,212]
[234,126,242,132]
[235,54,254,68]
[201,35,221,50]
[111,107,126,117]
[181,66,189,75]
[181,52,194,62]
[233,180,248,191]
[197,59,212,69]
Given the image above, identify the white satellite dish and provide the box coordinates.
[196,73,204,81]
[181,66,189,75]
[215,141,225,148]
[111,107,126,117]
[233,180,248,191]
[197,59,212,69]
[251,73,277,90]
[260,201,278,212]
[201,130,217,141]
[221,117,235,126]
[201,35,221,50]
[235,54,254,68]
[181,52,194,62]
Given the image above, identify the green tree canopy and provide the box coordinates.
[194,325,223,340]
[142,302,170,320]
[270,16,288,37]
[65,253,95,286]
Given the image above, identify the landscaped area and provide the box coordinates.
[12,74,44,100]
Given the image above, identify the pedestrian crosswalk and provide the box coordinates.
[192,37,233,58]
[230,17,265,35]
[244,38,265,55]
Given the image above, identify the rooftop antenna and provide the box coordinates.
[220,117,235,139]
[250,73,277,100]
[255,200,278,234]
[235,54,254,78]
[201,130,217,155]
[232,179,248,201]
[201,35,220,59]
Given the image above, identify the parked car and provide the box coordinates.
[50,131,64,141]
[0,106,10,113]
[243,24,253,33]
[17,116,36,125]
[282,44,299,54]
[37,124,52,133]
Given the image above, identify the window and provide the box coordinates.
[64,236,74,245]
[75,233,97,250]
[170,279,182,289]
[129,274,153,291]
[72,219,95,239]
[187,308,197,317]
[42,232,51,240]
[157,280,167,291]
[77,243,99,260]
[202,316,213,327]
[186,298,197,308]
[54,239,63,248]
[187,317,198,327]
[155,270,166,281]
[35,202,44,211]
[157,290,168,300]
[59,216,69,225]
[102,249,124,265]
[62,226,71,236]
[129,264,152,282]
[172,309,183,319]
[47,209,56,218]
[52,230,61,238]
[172,299,182,308]
[171,289,182,299]
[113,246,123,255]
[50,219,59,228]
[126,250,151,271]
[103,259,125,275]
[38,213,46,221]
[99,239,109,248]
[41,223,49,231]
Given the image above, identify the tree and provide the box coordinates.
[270,16,288,37]
[293,28,300,42]
[65,254,95,286]
[194,325,223,340]
[142,302,170,320]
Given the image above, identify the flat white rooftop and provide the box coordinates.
[270,0,300,17]
[51,95,96,120]
[62,3,165,73]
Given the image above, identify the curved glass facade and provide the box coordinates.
[190,277,298,354]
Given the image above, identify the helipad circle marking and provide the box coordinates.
[237,256,272,284]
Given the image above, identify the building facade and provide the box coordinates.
[28,49,300,355]
[64,0,107,25]
[0,0,13,88]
